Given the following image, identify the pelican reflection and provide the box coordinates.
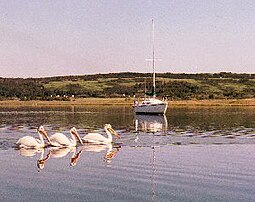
[18,147,44,157]
[37,147,75,170]
[50,147,74,158]
[37,149,51,170]
[16,147,51,171]
[70,147,83,167]
[16,143,121,170]
[35,144,122,169]
[104,144,121,164]
[77,143,121,165]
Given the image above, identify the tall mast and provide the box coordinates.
[152,19,156,98]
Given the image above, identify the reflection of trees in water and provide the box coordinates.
[167,107,255,130]
[1,106,255,138]
[0,106,133,130]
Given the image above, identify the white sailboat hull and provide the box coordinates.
[133,99,168,114]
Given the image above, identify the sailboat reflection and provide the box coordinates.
[134,114,168,133]
[134,114,166,201]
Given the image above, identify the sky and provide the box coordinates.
[0,0,254,78]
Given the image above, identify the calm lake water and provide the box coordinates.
[0,105,255,201]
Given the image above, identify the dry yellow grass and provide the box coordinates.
[0,98,131,107]
[168,99,255,107]
[0,98,255,107]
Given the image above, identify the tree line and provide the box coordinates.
[0,72,254,100]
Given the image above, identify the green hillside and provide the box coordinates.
[0,72,254,100]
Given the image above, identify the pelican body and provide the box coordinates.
[16,126,51,149]
[82,124,120,144]
[50,127,83,147]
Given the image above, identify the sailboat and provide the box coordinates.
[133,19,168,114]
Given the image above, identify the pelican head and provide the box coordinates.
[37,126,52,145]
[70,127,83,145]
[70,155,79,167]
[37,159,45,170]
[70,158,77,167]
[104,124,121,138]
[38,125,45,133]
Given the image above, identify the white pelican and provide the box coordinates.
[49,127,83,147]
[16,126,51,149]
[82,124,121,144]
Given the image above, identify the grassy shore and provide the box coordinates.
[0,98,255,107]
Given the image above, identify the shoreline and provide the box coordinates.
[0,98,255,107]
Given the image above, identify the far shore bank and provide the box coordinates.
[0,98,255,107]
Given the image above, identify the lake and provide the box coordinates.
[0,105,255,201]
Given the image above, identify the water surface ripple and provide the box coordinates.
[0,106,254,201]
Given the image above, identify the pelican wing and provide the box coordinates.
[82,133,109,144]
[16,136,42,148]
[50,133,71,146]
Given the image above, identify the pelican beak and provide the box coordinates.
[37,160,45,170]
[109,128,121,139]
[71,129,83,145]
[43,131,51,144]
[39,128,52,145]
[70,158,77,167]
